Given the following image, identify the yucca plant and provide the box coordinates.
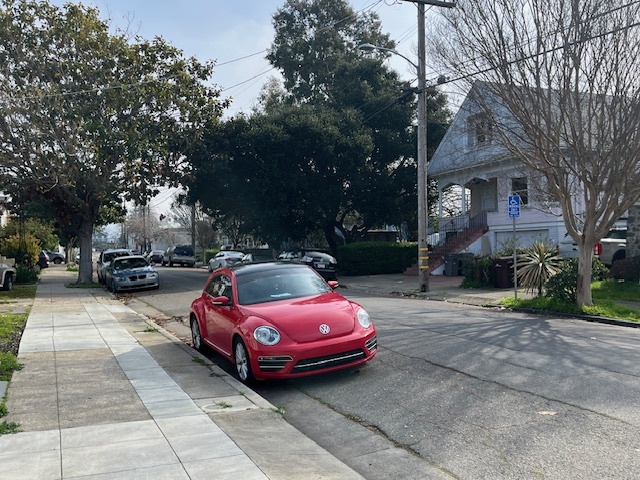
[516,241,563,296]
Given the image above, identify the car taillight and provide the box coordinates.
[594,243,602,256]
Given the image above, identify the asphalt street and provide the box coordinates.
[128,266,640,480]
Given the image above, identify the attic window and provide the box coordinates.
[511,177,528,205]
[468,114,493,146]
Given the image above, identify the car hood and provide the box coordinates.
[241,292,358,343]
[113,266,155,275]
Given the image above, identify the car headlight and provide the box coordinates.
[357,308,372,328]
[254,326,281,345]
[114,275,126,281]
[148,272,158,278]
[301,255,313,263]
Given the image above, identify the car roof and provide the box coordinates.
[103,248,132,254]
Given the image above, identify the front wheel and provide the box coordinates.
[53,258,63,265]
[191,317,204,352]
[109,279,117,293]
[234,339,254,384]
[1,273,13,291]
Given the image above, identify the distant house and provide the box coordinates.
[427,82,598,272]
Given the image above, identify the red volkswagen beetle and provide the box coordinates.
[189,262,377,383]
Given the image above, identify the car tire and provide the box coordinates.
[1,273,13,291]
[169,260,173,267]
[53,258,63,265]
[234,339,254,384]
[109,279,117,293]
[190,317,205,352]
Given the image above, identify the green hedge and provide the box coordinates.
[337,242,417,276]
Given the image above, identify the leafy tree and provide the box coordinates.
[0,0,227,283]
[188,0,450,253]
[432,0,640,307]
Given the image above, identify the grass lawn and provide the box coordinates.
[500,279,640,322]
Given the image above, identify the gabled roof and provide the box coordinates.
[429,82,520,178]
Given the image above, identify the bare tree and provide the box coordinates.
[431,0,640,307]
[168,197,217,258]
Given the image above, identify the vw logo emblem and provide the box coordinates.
[319,324,330,335]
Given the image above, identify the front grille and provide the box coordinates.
[258,355,293,372]
[292,349,365,373]
[128,275,147,280]
[365,336,377,352]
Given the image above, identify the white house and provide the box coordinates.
[0,192,9,227]
[428,82,584,265]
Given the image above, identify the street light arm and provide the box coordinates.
[357,43,418,70]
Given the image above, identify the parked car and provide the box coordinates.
[241,251,275,263]
[104,255,159,293]
[0,261,16,291]
[37,251,49,269]
[97,248,134,284]
[278,249,338,280]
[595,227,627,266]
[189,262,377,383]
[162,245,196,267]
[208,251,244,272]
[45,250,65,264]
[145,250,165,264]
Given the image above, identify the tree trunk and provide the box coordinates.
[576,245,594,308]
[76,218,94,284]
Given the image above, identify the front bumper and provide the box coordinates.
[250,331,377,380]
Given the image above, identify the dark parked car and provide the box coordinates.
[162,245,196,267]
[278,249,338,280]
[189,262,376,384]
[105,255,159,293]
[37,251,49,269]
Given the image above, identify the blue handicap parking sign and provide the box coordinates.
[508,195,520,218]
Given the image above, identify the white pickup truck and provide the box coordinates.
[0,261,16,291]
[594,227,626,267]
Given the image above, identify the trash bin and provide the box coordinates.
[444,253,458,276]
[494,258,514,288]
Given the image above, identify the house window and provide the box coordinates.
[511,177,528,205]
[467,114,493,146]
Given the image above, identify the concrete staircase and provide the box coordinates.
[404,224,489,276]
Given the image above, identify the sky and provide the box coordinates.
[49,0,448,115]
[47,0,453,224]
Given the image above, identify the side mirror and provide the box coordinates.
[327,280,339,289]
[211,295,231,306]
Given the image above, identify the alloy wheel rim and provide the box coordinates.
[235,343,248,381]
[191,321,201,349]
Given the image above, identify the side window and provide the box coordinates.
[205,275,234,302]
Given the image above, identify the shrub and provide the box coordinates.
[15,265,39,284]
[0,233,40,265]
[461,255,495,288]
[0,351,23,381]
[337,242,416,275]
[545,257,609,303]
[609,255,640,283]
[516,241,563,296]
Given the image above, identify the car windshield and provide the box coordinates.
[113,258,149,270]
[237,269,331,305]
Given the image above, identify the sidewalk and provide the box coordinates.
[0,269,364,480]
[339,273,521,306]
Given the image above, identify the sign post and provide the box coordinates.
[508,195,520,300]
